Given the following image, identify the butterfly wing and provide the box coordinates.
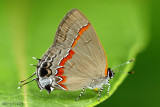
[38,9,108,91]
[51,9,108,90]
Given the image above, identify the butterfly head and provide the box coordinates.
[107,68,115,79]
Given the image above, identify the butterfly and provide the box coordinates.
[18,9,134,101]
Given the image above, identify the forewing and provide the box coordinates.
[39,9,108,91]
[51,9,107,90]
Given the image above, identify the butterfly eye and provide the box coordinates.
[107,68,114,79]
[109,71,113,79]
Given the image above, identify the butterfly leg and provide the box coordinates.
[107,83,111,96]
[98,87,104,102]
[75,87,85,101]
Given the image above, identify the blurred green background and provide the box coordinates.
[0,0,160,107]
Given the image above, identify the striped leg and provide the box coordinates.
[75,87,85,101]
[107,83,111,96]
[98,87,104,102]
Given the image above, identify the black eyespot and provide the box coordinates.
[40,68,48,77]
[42,62,47,67]
[45,85,51,93]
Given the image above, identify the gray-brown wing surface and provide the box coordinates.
[44,9,107,90]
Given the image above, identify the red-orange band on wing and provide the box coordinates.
[57,23,91,89]
[56,67,65,76]
[71,23,90,47]
[59,59,65,66]
[72,41,77,47]
[69,49,75,55]
[65,54,72,59]
[59,49,75,66]
[76,35,80,40]
[59,84,68,90]
[58,76,67,84]
[57,49,75,89]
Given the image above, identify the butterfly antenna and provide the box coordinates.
[111,58,135,70]
[113,70,135,74]
[18,78,36,89]
[19,72,36,84]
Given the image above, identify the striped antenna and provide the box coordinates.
[111,58,135,70]
[18,78,37,89]
[19,72,36,84]
[113,70,135,74]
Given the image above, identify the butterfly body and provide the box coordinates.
[18,9,117,101]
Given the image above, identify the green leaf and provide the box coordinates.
[0,0,150,107]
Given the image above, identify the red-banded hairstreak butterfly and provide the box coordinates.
[18,9,134,101]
